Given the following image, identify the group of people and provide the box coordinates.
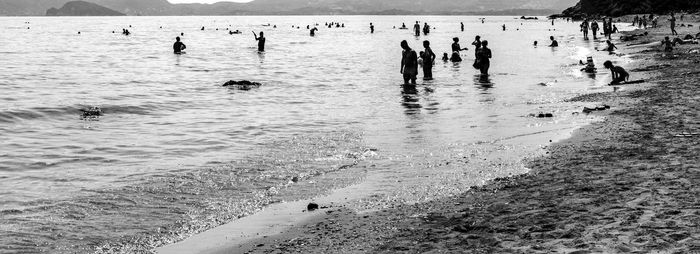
[580,18,616,40]
[400,35,492,85]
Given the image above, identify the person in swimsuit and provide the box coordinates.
[421,40,436,80]
[400,40,419,85]
[252,31,265,52]
[476,40,492,75]
[173,36,186,54]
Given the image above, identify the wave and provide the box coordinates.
[0,104,158,123]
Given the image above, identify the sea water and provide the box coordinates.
[0,16,630,253]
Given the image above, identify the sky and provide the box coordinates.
[168,0,253,3]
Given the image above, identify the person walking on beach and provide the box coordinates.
[421,40,436,80]
[591,20,599,40]
[603,60,629,85]
[581,20,589,40]
[475,40,492,75]
[252,31,265,52]
[370,23,374,33]
[400,40,419,85]
[414,21,421,36]
[173,36,186,54]
[670,14,678,36]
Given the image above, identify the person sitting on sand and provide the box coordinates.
[604,60,629,85]
[400,40,419,85]
[663,36,674,52]
[253,31,266,52]
[603,40,617,52]
[549,36,559,47]
[173,36,186,54]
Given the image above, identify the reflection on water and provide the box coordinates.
[475,74,494,90]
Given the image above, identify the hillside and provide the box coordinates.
[563,0,700,16]
[46,1,124,16]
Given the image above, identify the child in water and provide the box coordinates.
[442,53,449,62]
[604,60,629,85]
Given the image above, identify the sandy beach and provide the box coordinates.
[208,17,700,254]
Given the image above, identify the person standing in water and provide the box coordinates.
[252,31,265,52]
[461,22,464,32]
[400,40,418,85]
[471,35,482,57]
[475,40,492,75]
[502,24,506,31]
[310,27,318,36]
[370,23,374,33]
[421,40,436,80]
[414,21,421,36]
[173,36,186,54]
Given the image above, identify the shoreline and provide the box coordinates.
[195,17,699,253]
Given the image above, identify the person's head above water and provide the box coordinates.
[534,41,538,45]
[453,37,459,42]
[423,40,430,47]
[400,40,409,50]
[603,60,614,69]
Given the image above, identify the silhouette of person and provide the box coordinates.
[310,27,318,36]
[471,35,481,57]
[670,13,678,35]
[421,40,436,80]
[581,20,589,40]
[604,60,629,85]
[400,40,418,85]
[476,40,492,75]
[173,36,186,54]
[603,40,617,52]
[253,31,265,52]
[414,21,420,36]
[370,23,374,33]
[591,20,599,40]
[461,22,464,32]
[549,36,559,47]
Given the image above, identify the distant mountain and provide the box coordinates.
[563,0,700,16]
[46,1,125,16]
[0,0,579,16]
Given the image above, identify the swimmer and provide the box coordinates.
[173,36,186,54]
[534,41,538,46]
[604,60,629,85]
[310,27,318,36]
[549,36,559,47]
[252,31,266,52]
[442,53,449,62]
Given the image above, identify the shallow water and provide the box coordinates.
[0,16,630,253]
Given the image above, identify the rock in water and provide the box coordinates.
[222,80,262,90]
[307,203,319,211]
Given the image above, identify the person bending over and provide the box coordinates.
[604,60,629,85]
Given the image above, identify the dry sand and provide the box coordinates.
[203,17,700,254]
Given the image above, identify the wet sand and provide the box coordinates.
[161,17,700,254]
